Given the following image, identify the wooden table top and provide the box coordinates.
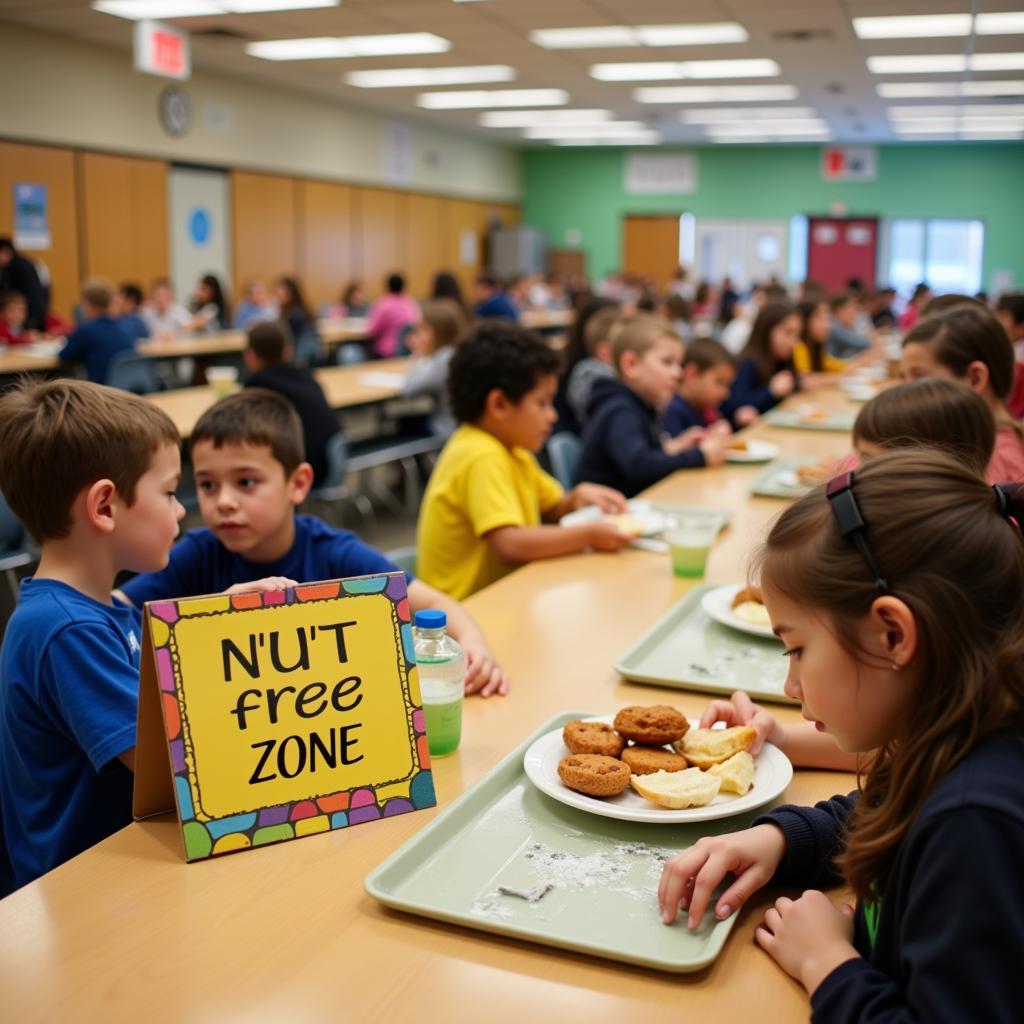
[146,359,411,437]
[0,384,861,1023]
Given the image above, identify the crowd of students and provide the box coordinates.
[1,257,1024,1021]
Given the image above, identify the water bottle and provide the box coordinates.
[412,609,464,758]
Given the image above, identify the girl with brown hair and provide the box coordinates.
[659,450,1024,1019]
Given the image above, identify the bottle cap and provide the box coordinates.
[414,609,447,630]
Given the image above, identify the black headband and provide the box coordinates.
[826,471,890,594]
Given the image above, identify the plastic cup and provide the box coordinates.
[206,365,239,398]
[667,520,718,578]
[421,682,463,757]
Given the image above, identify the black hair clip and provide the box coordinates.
[993,483,1023,535]
[994,483,1011,518]
[826,471,890,594]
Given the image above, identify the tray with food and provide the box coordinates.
[614,585,793,704]
[748,456,827,498]
[763,405,855,432]
[723,437,780,463]
[365,711,771,972]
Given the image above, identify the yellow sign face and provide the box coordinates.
[137,576,435,860]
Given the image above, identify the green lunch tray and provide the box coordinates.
[365,711,759,973]
[614,585,795,705]
[763,409,855,432]
[749,456,820,499]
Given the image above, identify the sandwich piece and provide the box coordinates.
[706,751,755,795]
[631,768,721,809]
[674,726,757,769]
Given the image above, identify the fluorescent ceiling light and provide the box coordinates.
[892,122,960,133]
[223,0,338,10]
[592,59,779,81]
[551,138,659,146]
[879,80,1024,98]
[707,123,828,136]
[530,23,746,49]
[970,53,1024,71]
[636,85,799,103]
[523,125,651,140]
[867,55,967,74]
[961,80,1024,95]
[92,0,338,15]
[345,65,514,88]
[888,104,1024,119]
[959,129,1024,138]
[681,106,817,123]
[247,33,450,60]
[479,108,612,126]
[417,88,568,109]
[975,13,1024,34]
[853,15,972,39]
[711,136,832,144]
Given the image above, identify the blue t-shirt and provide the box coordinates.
[0,579,141,887]
[121,515,403,604]
[59,316,135,384]
[117,312,150,343]
[474,294,519,321]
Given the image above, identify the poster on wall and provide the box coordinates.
[13,183,50,250]
[624,152,698,194]
[386,122,416,184]
[822,146,877,181]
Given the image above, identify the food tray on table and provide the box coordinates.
[613,585,795,705]
[748,456,822,499]
[763,408,855,433]
[365,711,772,973]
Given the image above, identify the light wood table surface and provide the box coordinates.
[0,386,861,1023]
[146,358,411,437]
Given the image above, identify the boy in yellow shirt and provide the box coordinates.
[417,322,632,600]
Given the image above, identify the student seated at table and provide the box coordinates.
[416,321,632,601]
[901,305,1024,482]
[233,279,277,329]
[472,274,519,322]
[242,321,338,486]
[367,273,419,359]
[794,299,845,377]
[59,280,135,385]
[826,292,873,360]
[273,276,316,347]
[142,278,192,340]
[576,316,731,498]
[339,280,370,318]
[119,390,507,697]
[400,297,467,438]
[113,283,150,344]
[190,274,230,334]
[0,379,185,888]
[662,338,736,437]
[661,451,1024,1023]
[0,291,38,346]
[565,305,618,426]
[721,302,800,427]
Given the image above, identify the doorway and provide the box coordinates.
[623,215,680,288]
[806,217,879,291]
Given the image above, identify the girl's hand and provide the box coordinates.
[734,405,759,427]
[658,823,786,928]
[769,370,796,398]
[756,891,859,995]
[700,691,784,755]
[224,576,298,595]
[462,640,509,697]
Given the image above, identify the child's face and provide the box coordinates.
[764,585,913,753]
[3,299,26,328]
[996,309,1023,343]
[114,442,185,573]
[808,303,831,342]
[853,438,885,463]
[193,440,309,562]
[684,362,735,410]
[770,314,801,361]
[834,300,857,328]
[900,341,956,383]
[152,285,171,312]
[494,373,558,452]
[624,337,684,410]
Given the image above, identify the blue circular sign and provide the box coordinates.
[189,207,211,246]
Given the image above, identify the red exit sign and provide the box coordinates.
[134,19,191,81]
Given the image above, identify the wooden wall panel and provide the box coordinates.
[357,187,405,298]
[0,141,80,320]
[79,151,167,297]
[439,198,484,297]
[403,192,445,299]
[298,179,354,310]
[231,170,296,300]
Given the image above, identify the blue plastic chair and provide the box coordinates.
[335,343,367,366]
[293,327,324,368]
[546,431,582,489]
[107,351,160,394]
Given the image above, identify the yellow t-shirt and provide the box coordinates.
[794,341,846,375]
[416,424,565,600]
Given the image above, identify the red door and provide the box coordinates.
[806,217,879,290]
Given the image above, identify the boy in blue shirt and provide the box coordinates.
[114,282,151,344]
[0,379,185,887]
[662,338,736,436]
[119,389,508,697]
[59,279,135,384]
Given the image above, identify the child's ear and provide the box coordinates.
[83,479,119,534]
[869,596,918,670]
[618,350,637,378]
[483,387,510,419]
[965,360,990,394]
[242,348,259,372]
[287,463,315,505]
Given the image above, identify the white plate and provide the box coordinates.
[701,583,777,639]
[523,716,793,824]
[559,499,669,538]
[724,439,779,464]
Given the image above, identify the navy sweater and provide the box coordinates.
[756,733,1024,1023]
[576,377,703,497]
[662,394,717,436]
[720,357,798,423]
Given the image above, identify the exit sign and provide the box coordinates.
[134,19,191,81]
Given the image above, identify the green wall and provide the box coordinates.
[522,143,1024,291]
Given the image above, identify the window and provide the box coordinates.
[885,218,984,297]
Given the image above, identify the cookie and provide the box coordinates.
[562,720,626,758]
[557,754,631,798]
[621,745,687,776]
[731,584,763,609]
[613,705,689,746]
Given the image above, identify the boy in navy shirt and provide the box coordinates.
[0,379,185,887]
[114,282,151,344]
[119,390,507,697]
[59,279,135,384]
[662,338,736,436]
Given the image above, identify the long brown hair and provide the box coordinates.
[797,299,827,372]
[741,300,798,385]
[418,298,467,354]
[853,378,996,476]
[753,450,1024,902]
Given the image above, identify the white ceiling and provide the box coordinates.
[3,0,1024,145]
